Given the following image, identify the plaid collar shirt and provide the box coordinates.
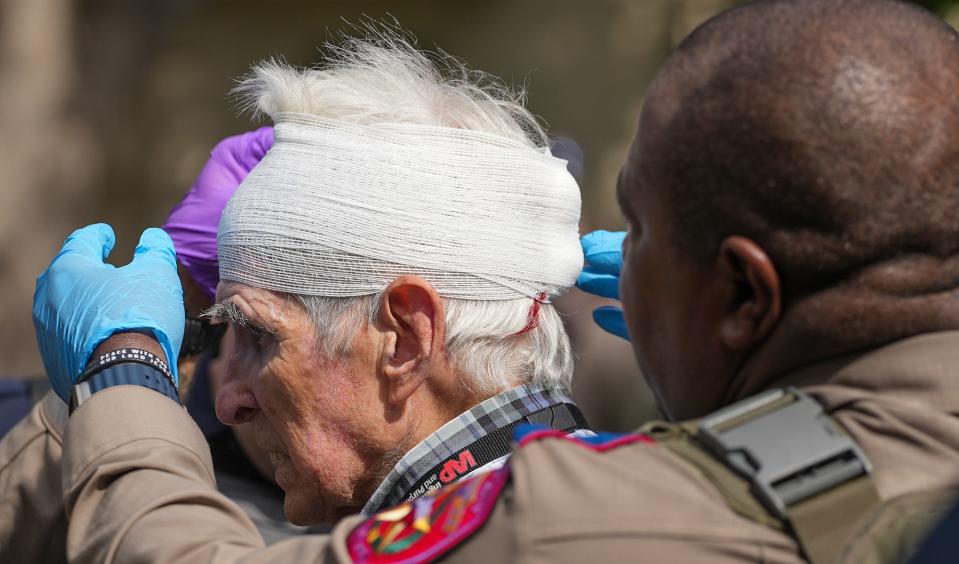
[362,384,586,515]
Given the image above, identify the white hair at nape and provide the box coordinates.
[238,26,573,396]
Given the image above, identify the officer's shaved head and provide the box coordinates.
[620,0,959,418]
[642,0,959,297]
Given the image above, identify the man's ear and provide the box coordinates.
[717,236,782,350]
[377,276,446,404]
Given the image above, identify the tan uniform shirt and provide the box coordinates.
[61,332,959,563]
[0,391,68,564]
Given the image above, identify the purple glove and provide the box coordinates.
[162,126,273,300]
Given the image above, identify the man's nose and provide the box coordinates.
[214,370,259,425]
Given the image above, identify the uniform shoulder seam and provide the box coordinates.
[515,427,655,452]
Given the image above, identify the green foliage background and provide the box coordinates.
[912,0,959,14]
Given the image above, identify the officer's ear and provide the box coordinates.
[716,236,781,350]
[376,276,446,405]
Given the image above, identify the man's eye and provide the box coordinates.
[247,326,271,350]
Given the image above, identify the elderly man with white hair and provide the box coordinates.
[31,33,588,561]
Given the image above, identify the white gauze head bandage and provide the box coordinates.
[219,114,582,300]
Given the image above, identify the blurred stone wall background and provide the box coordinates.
[1,0,955,430]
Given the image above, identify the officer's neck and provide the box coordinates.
[722,283,959,405]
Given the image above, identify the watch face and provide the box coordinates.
[69,381,91,414]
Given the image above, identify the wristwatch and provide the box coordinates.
[70,359,180,413]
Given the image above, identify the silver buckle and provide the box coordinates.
[697,387,872,520]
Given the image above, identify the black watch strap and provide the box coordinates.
[70,362,180,413]
[82,347,173,384]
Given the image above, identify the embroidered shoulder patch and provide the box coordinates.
[347,466,509,563]
[512,424,655,452]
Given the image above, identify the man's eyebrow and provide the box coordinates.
[202,301,249,327]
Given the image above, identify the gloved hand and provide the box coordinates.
[33,224,185,401]
[163,126,273,300]
[576,230,630,340]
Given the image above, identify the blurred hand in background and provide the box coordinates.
[164,126,274,304]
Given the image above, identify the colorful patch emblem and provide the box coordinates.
[513,424,655,452]
[347,466,509,563]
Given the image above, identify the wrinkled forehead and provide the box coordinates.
[215,280,259,304]
[214,280,294,320]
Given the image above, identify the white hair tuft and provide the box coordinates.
[234,30,547,148]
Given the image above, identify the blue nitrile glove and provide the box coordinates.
[33,224,185,401]
[576,230,630,340]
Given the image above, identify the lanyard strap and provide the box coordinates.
[393,403,588,507]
